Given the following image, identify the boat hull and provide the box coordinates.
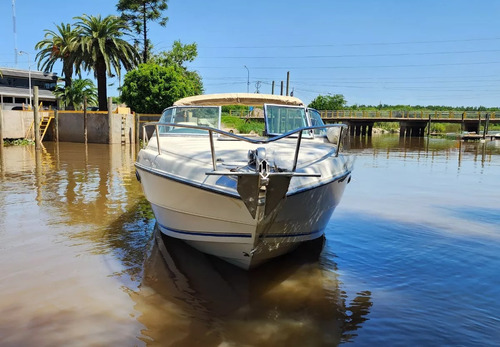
[136,166,350,269]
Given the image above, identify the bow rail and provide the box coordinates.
[141,122,347,172]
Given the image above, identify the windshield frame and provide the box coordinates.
[264,104,310,136]
[307,108,327,136]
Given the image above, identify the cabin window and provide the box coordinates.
[265,105,307,135]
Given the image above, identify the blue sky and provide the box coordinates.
[1,0,500,107]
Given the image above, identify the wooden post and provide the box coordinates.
[34,86,41,150]
[461,112,465,134]
[135,113,140,145]
[55,98,60,143]
[286,71,290,96]
[271,81,275,95]
[280,81,284,96]
[83,96,88,144]
[0,106,3,148]
[477,112,481,135]
[427,114,431,136]
[107,97,113,144]
[483,113,490,139]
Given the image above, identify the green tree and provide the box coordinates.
[34,23,80,89]
[308,94,347,110]
[151,40,197,67]
[53,78,98,110]
[73,14,139,111]
[151,41,202,93]
[121,63,202,113]
[117,0,169,63]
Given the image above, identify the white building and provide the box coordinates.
[0,67,58,110]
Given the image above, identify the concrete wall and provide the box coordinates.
[50,112,135,144]
[1,110,135,144]
[0,110,49,139]
[55,112,109,143]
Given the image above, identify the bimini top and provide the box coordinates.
[173,93,305,107]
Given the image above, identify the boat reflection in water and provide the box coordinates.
[133,225,372,346]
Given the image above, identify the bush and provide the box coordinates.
[374,122,399,132]
[121,63,202,113]
[3,139,34,146]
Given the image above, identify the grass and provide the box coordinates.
[221,114,264,135]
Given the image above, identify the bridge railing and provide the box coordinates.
[319,110,496,120]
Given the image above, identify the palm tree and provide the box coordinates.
[53,79,98,110]
[34,23,79,89]
[73,14,139,111]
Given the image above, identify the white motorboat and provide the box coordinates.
[135,93,353,269]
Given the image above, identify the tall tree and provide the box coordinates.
[34,23,80,89]
[73,14,139,111]
[151,40,197,67]
[117,0,169,63]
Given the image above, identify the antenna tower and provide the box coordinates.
[12,0,18,66]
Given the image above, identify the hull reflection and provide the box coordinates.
[134,225,372,346]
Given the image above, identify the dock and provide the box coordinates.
[462,134,500,142]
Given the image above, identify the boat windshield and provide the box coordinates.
[308,108,326,136]
[158,106,220,134]
[264,105,308,136]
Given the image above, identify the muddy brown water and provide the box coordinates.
[0,138,499,346]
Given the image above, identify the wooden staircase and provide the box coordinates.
[25,112,55,142]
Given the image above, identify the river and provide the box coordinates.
[0,137,499,346]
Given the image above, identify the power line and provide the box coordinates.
[201,49,500,60]
[200,37,500,49]
[192,61,500,70]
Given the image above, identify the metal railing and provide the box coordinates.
[319,110,496,120]
[142,122,347,172]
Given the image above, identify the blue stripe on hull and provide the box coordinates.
[158,223,252,238]
[157,223,323,240]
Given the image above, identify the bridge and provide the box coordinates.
[233,109,498,137]
[319,110,500,137]
[138,110,498,139]
[319,110,498,137]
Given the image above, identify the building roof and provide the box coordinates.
[0,67,58,81]
[173,93,305,107]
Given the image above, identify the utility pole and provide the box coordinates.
[244,65,249,93]
[286,71,290,96]
[12,0,18,66]
[255,81,261,93]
